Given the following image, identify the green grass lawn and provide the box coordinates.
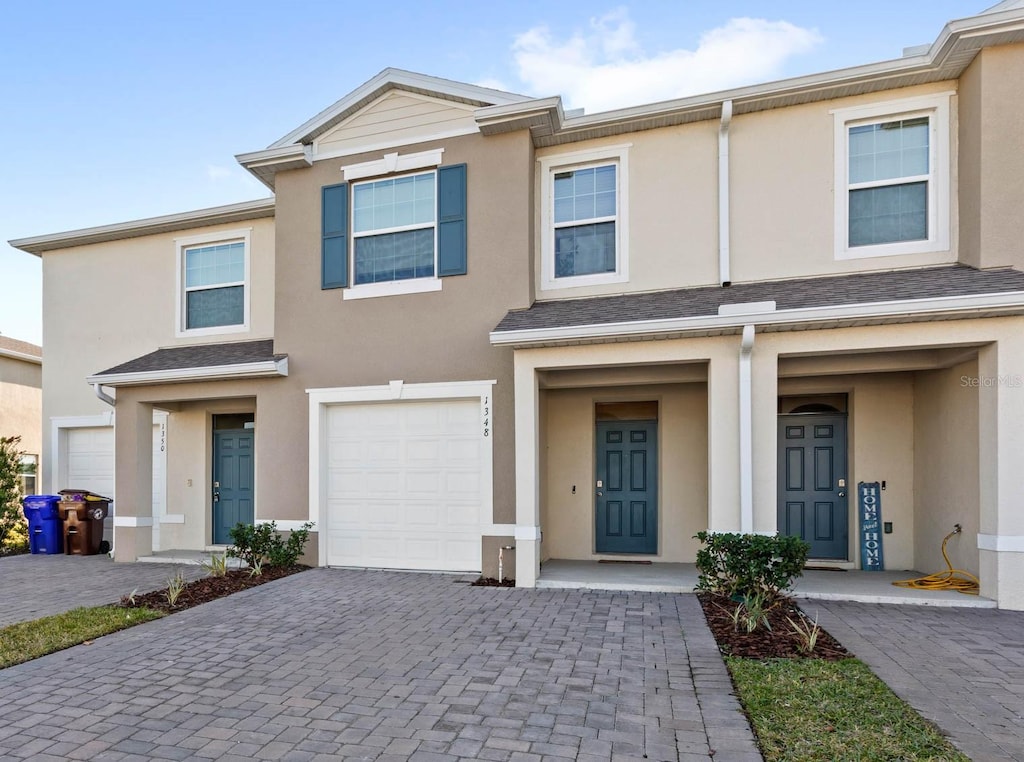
[0,606,163,669]
[727,657,969,762]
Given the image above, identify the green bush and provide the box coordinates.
[694,531,809,599]
[0,436,28,554]
[227,521,314,568]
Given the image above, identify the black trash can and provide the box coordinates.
[57,490,112,556]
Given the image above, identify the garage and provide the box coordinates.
[65,427,115,498]
[324,398,485,571]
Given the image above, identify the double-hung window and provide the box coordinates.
[540,145,629,290]
[834,93,950,259]
[352,171,436,285]
[321,148,467,299]
[176,229,250,335]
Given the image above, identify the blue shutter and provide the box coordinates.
[437,164,467,277]
[322,183,349,289]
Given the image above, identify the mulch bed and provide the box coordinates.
[121,565,309,614]
[698,592,850,660]
[471,577,515,587]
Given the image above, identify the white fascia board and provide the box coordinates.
[0,348,42,364]
[9,198,275,256]
[269,68,530,149]
[490,291,1024,346]
[234,144,310,168]
[87,357,288,387]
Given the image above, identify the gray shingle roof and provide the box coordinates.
[493,265,1024,333]
[96,339,283,376]
[0,335,42,358]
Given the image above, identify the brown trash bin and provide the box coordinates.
[57,490,111,556]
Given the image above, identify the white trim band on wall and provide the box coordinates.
[114,517,154,527]
[977,534,1024,552]
[515,526,541,541]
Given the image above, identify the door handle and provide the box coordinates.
[597,491,603,496]
[213,490,220,503]
[838,491,846,497]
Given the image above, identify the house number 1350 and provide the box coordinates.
[482,396,490,437]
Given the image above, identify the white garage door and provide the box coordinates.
[325,399,484,571]
[65,427,115,499]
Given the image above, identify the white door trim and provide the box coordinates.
[307,379,497,567]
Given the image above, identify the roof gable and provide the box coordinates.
[268,68,529,150]
[313,89,479,159]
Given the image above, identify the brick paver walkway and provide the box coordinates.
[0,569,760,761]
[814,600,1024,762]
[0,554,204,627]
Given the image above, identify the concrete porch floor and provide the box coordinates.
[136,548,246,567]
[537,559,996,608]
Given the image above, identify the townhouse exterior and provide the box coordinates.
[10,2,1024,609]
[0,336,42,495]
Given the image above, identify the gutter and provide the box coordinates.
[489,290,1024,347]
[0,348,42,364]
[738,325,754,534]
[87,357,288,388]
[719,100,732,287]
[92,383,116,407]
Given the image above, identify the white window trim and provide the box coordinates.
[306,379,497,568]
[341,147,444,181]
[345,169,442,299]
[832,92,952,260]
[175,228,252,338]
[539,144,630,291]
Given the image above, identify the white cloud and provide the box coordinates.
[510,9,823,113]
[206,164,233,182]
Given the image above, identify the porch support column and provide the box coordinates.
[751,343,779,534]
[513,352,541,587]
[112,399,154,562]
[978,336,1024,610]
[707,346,741,531]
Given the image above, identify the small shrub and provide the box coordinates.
[200,552,228,577]
[0,436,27,554]
[165,570,186,607]
[787,611,822,655]
[695,531,809,599]
[227,521,314,569]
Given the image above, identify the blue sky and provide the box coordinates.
[0,0,979,345]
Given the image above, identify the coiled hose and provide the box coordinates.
[892,525,979,595]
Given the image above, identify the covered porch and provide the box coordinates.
[536,559,995,607]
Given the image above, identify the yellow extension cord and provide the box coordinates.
[892,526,980,595]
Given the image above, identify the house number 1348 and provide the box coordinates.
[482,396,490,437]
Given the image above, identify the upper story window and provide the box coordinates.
[352,171,436,285]
[539,145,630,291]
[322,148,466,300]
[175,229,251,336]
[833,93,951,260]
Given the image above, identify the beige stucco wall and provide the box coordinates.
[913,358,980,577]
[0,355,42,460]
[534,82,958,302]
[272,129,534,530]
[540,382,708,563]
[957,43,1024,270]
[778,373,916,570]
[40,215,275,492]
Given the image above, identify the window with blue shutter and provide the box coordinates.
[325,164,467,291]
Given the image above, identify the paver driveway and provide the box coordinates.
[0,554,203,628]
[814,601,1024,762]
[0,569,760,761]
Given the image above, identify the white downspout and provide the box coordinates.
[719,100,733,287]
[93,383,115,407]
[738,325,754,533]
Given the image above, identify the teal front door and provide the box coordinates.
[596,421,657,554]
[777,415,849,559]
[213,429,254,545]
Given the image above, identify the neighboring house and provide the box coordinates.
[0,336,42,495]
[10,3,1024,609]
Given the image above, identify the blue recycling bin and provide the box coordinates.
[22,495,64,554]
